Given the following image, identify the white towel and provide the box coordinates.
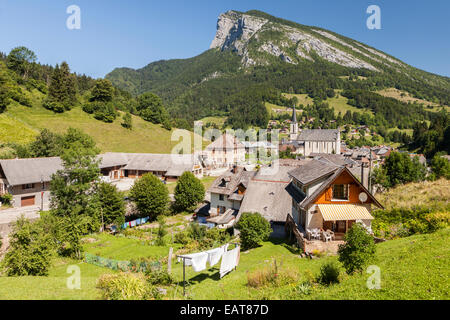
[190,252,208,272]
[219,246,240,278]
[206,247,223,267]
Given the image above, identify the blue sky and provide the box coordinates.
[0,0,449,78]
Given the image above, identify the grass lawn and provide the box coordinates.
[0,228,448,299]
[0,257,114,300]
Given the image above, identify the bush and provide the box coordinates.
[145,268,174,285]
[235,212,272,250]
[97,273,159,300]
[129,173,169,219]
[316,261,340,285]
[155,216,167,246]
[1,217,54,276]
[338,224,376,275]
[0,193,12,205]
[372,207,450,239]
[247,260,297,288]
[174,230,190,245]
[174,172,205,212]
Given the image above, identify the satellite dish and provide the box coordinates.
[359,192,368,203]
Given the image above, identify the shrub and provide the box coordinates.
[1,217,54,276]
[155,216,167,246]
[0,193,12,205]
[338,224,376,274]
[174,172,205,212]
[129,173,169,219]
[97,273,159,300]
[235,212,271,250]
[174,230,190,245]
[316,261,340,285]
[145,268,174,285]
[247,260,297,288]
[294,281,312,296]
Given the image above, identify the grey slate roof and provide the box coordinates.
[0,157,63,186]
[98,152,130,168]
[122,153,195,176]
[237,164,299,223]
[297,129,339,141]
[288,159,340,186]
[205,133,245,150]
[208,167,255,196]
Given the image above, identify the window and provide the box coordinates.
[22,183,35,190]
[219,194,224,201]
[332,184,349,200]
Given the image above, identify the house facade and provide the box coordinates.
[99,153,203,182]
[203,134,246,168]
[0,157,63,208]
[287,159,382,239]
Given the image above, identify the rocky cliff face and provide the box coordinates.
[210,10,404,71]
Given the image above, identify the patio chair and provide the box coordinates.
[322,230,332,242]
[311,229,320,240]
[326,229,335,240]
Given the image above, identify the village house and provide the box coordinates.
[203,134,246,169]
[99,152,203,182]
[0,153,203,208]
[0,157,63,208]
[286,158,383,240]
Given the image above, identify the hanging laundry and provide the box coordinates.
[220,246,240,278]
[190,252,208,272]
[206,247,223,267]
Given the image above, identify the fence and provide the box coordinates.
[84,252,161,273]
[285,214,306,252]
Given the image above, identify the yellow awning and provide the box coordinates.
[318,204,374,221]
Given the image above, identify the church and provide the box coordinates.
[288,106,341,157]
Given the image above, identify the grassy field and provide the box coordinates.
[272,93,373,118]
[0,227,448,300]
[200,116,227,127]
[376,87,450,112]
[1,89,205,153]
[376,179,450,211]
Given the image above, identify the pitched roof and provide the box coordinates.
[205,133,245,150]
[290,166,383,210]
[288,159,340,186]
[123,153,195,176]
[208,167,255,195]
[98,152,130,168]
[297,129,339,141]
[0,157,63,186]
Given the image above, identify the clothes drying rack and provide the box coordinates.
[176,243,239,297]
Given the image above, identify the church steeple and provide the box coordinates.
[289,105,299,140]
[292,105,297,123]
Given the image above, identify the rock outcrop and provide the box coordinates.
[210,10,404,71]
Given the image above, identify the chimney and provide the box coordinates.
[361,164,365,188]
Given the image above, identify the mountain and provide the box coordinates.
[107,10,450,128]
